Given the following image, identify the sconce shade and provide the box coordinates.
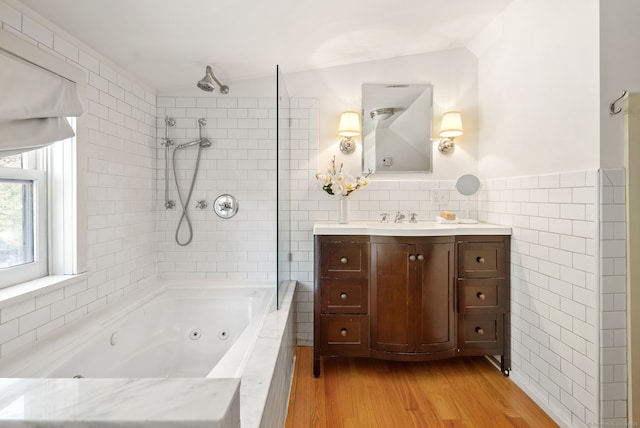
[338,111,361,137]
[439,111,463,138]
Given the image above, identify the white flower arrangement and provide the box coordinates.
[316,156,371,197]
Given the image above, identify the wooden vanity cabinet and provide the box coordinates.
[314,233,510,377]
[456,235,511,375]
[370,236,455,357]
[314,235,370,377]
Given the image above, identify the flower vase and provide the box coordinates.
[339,197,349,224]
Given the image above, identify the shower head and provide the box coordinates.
[197,66,229,94]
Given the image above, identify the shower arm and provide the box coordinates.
[206,66,226,91]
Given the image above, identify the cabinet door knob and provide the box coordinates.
[340,328,348,337]
[340,257,348,264]
[417,254,424,261]
[340,292,348,300]
[476,292,486,300]
[476,256,485,263]
[409,254,416,261]
[475,327,484,335]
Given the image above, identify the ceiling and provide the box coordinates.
[19,0,512,93]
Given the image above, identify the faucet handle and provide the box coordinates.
[380,212,390,223]
[409,212,418,223]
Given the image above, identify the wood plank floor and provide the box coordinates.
[285,347,558,428]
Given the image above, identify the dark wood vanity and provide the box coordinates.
[313,233,510,377]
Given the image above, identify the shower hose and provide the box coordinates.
[172,145,205,246]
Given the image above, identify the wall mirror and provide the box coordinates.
[362,83,433,173]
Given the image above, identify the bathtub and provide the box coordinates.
[0,279,297,427]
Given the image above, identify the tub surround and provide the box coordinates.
[0,377,240,428]
[0,279,296,428]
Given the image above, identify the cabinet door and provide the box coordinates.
[370,242,414,352]
[415,242,455,353]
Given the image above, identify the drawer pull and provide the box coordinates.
[409,254,416,261]
[417,254,424,261]
[340,328,348,337]
[475,327,484,335]
[340,257,348,264]
[476,292,486,300]
[340,292,348,300]
[476,256,485,263]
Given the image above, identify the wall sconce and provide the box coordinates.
[438,111,463,154]
[338,111,361,154]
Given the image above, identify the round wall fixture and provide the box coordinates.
[455,174,480,224]
[214,194,238,219]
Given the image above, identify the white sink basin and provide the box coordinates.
[313,221,511,236]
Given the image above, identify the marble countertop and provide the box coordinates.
[313,221,512,236]
[0,377,240,427]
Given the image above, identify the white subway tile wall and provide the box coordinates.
[0,5,157,359]
[479,171,619,428]
[599,169,627,426]
[155,96,281,281]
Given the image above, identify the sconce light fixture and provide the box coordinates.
[438,111,463,154]
[338,111,361,154]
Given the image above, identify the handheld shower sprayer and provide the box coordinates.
[176,118,211,149]
[197,65,229,94]
[176,137,211,150]
[172,118,210,246]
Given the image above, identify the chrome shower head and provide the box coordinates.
[197,66,215,92]
[197,66,229,94]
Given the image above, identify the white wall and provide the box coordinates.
[0,1,157,359]
[469,0,635,426]
[468,0,600,178]
[479,171,599,427]
[290,49,479,180]
[167,49,480,181]
[155,96,279,281]
[600,0,640,169]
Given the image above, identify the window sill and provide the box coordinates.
[0,273,88,309]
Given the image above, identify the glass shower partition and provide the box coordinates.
[276,65,291,309]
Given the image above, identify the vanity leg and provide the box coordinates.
[313,355,320,377]
[501,355,511,377]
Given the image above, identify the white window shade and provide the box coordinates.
[0,51,83,156]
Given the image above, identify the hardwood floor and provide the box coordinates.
[285,347,558,427]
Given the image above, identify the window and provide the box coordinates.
[0,150,47,287]
[0,27,87,290]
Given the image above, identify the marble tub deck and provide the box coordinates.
[0,280,297,427]
[0,377,240,427]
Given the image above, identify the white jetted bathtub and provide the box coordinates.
[0,279,296,428]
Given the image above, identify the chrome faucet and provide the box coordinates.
[380,212,390,223]
[394,211,405,223]
[409,212,418,223]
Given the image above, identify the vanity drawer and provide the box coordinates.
[320,315,369,354]
[458,314,504,354]
[457,239,507,279]
[458,279,505,313]
[321,278,368,314]
[320,240,369,278]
